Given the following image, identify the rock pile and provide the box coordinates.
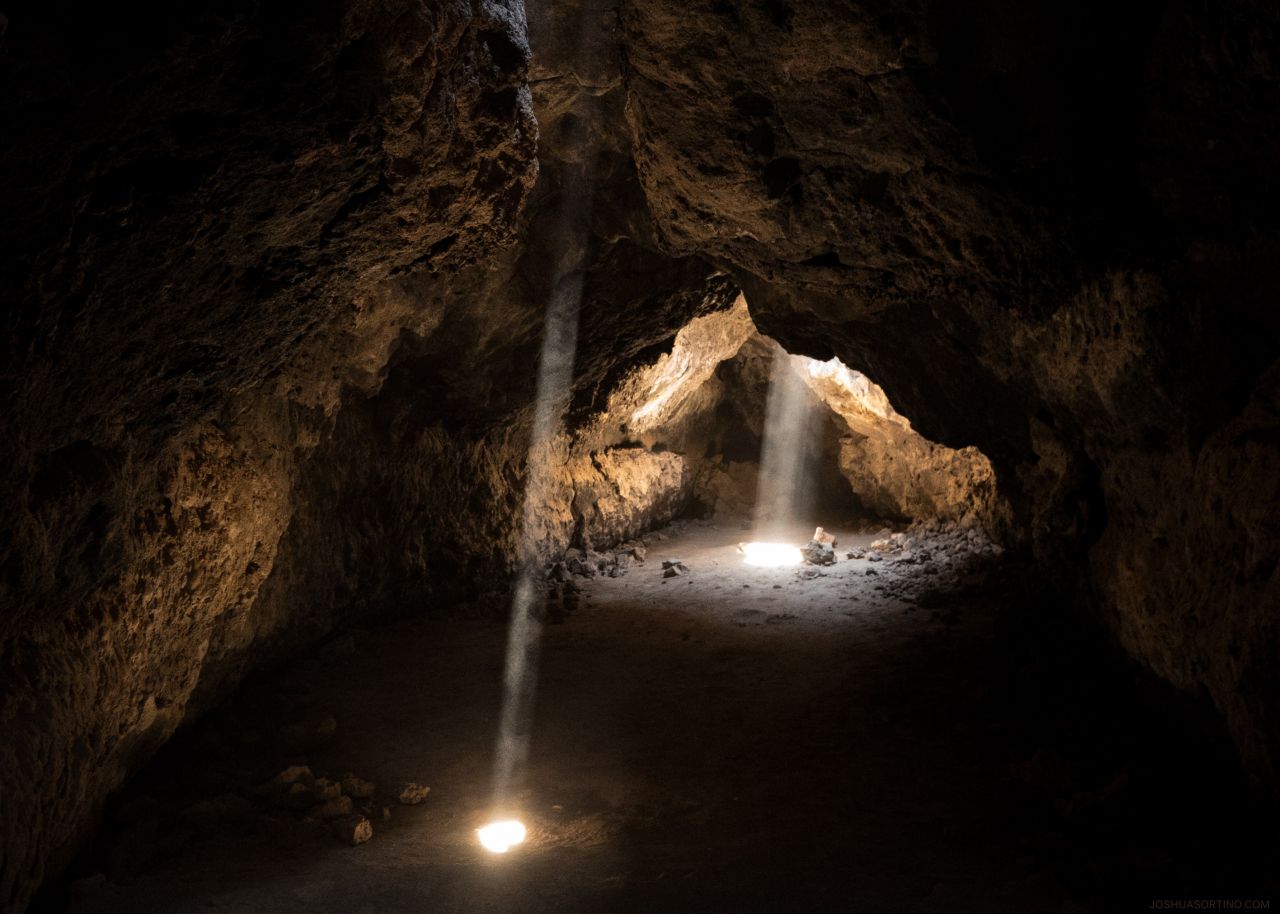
[251,764,405,846]
[554,544,646,580]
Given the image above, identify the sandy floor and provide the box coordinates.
[58,521,1270,914]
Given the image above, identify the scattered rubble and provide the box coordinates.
[250,764,390,844]
[555,544,646,581]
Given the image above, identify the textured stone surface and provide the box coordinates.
[618,0,1280,786]
[800,354,1002,528]
[0,2,539,909]
[571,448,692,546]
[592,298,997,529]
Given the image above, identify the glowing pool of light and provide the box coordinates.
[741,542,803,567]
[478,819,527,854]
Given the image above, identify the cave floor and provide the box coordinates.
[64,520,1272,914]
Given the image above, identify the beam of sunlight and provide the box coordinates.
[740,541,804,567]
[751,345,818,545]
[489,271,585,839]
[477,819,528,854]
[487,7,599,844]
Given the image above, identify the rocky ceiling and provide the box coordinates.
[1,0,1278,910]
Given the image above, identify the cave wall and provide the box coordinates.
[0,2,540,909]
[617,0,1280,784]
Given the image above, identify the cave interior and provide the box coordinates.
[2,0,1279,912]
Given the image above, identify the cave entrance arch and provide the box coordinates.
[566,296,1002,554]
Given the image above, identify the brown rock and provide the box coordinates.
[331,815,373,847]
[397,783,431,806]
[270,766,313,788]
[311,778,341,801]
[312,796,354,819]
[341,774,377,800]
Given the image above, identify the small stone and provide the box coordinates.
[867,552,883,563]
[313,795,354,818]
[271,765,314,787]
[341,773,377,799]
[866,568,879,576]
[811,526,837,547]
[311,777,341,800]
[662,562,688,578]
[397,782,431,805]
[661,558,682,569]
[382,806,392,820]
[275,781,314,809]
[846,547,867,559]
[802,540,836,565]
[630,545,647,562]
[332,815,373,846]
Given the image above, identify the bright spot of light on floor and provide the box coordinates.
[478,819,527,854]
[741,542,803,567]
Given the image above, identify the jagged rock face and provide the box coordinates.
[618,0,1280,784]
[571,449,691,546]
[586,298,1000,528]
[0,2,539,909]
[798,350,1002,528]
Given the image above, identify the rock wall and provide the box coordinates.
[618,0,1280,784]
[800,355,1003,528]
[0,2,540,909]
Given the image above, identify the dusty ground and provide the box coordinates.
[54,521,1274,914]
